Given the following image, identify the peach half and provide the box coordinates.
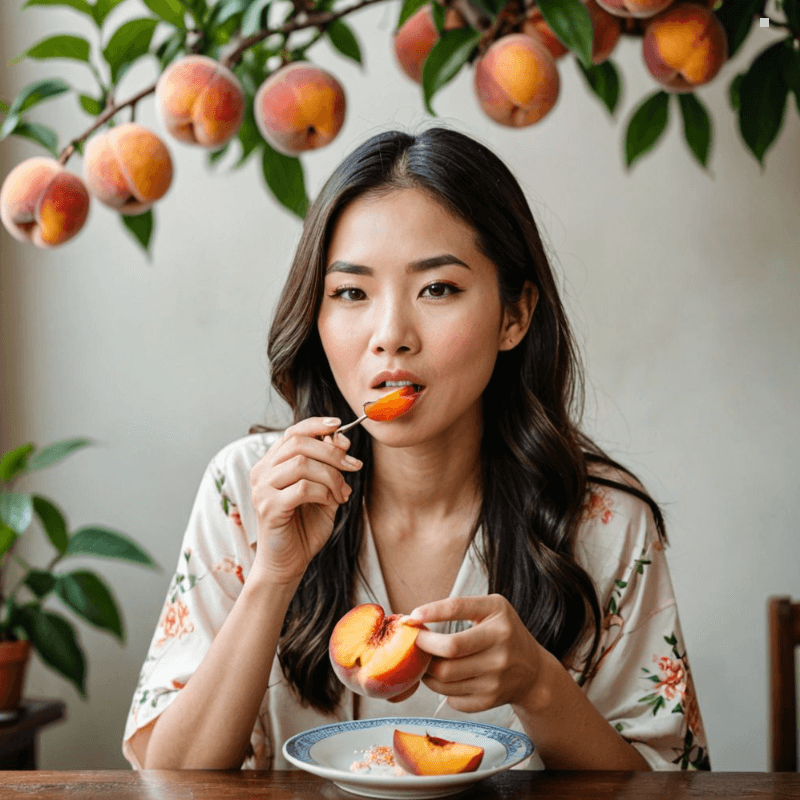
[393,729,485,775]
[0,157,90,247]
[155,54,246,147]
[329,603,431,699]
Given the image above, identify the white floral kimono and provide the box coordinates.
[122,431,710,771]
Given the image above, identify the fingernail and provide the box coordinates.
[323,417,340,426]
[344,455,362,468]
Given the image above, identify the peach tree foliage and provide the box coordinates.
[0,0,799,255]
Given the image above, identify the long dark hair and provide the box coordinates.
[249,124,667,715]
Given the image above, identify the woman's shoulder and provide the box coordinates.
[208,429,285,478]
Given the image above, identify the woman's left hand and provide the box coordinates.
[400,593,546,713]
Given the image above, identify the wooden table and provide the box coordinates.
[0,699,66,770]
[2,770,800,798]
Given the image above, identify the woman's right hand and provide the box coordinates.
[248,417,363,585]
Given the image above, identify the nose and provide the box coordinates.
[369,296,420,355]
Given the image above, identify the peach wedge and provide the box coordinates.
[393,729,485,775]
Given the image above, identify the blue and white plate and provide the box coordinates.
[282,716,535,799]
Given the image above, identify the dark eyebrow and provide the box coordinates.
[325,254,471,276]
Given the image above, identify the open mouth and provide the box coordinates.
[373,382,425,393]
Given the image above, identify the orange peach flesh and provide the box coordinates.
[393,729,485,775]
[363,385,421,421]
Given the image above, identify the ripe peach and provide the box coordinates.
[155,54,245,147]
[82,123,173,215]
[595,0,675,17]
[393,3,468,83]
[474,33,560,127]
[329,603,431,699]
[0,157,90,247]
[642,2,728,92]
[393,729,485,775]
[253,62,346,157]
[521,7,569,60]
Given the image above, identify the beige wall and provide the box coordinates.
[2,0,798,771]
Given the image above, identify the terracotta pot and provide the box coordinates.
[0,639,32,713]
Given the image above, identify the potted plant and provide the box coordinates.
[0,437,160,715]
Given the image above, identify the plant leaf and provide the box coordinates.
[624,90,670,169]
[103,18,158,83]
[537,0,594,69]
[22,0,93,17]
[576,58,620,114]
[677,92,711,168]
[233,106,261,167]
[261,142,309,219]
[780,39,800,114]
[241,0,270,36]
[0,493,34,536]
[64,526,159,568]
[422,26,482,116]
[79,93,104,115]
[0,443,35,483]
[728,72,744,111]
[14,604,87,697]
[326,19,363,66]
[6,120,59,156]
[0,79,71,140]
[55,570,124,641]
[738,40,789,167]
[143,0,187,28]
[23,570,57,599]
[19,34,91,64]
[397,0,430,31]
[93,0,127,27]
[0,524,18,560]
[714,0,764,60]
[33,495,69,554]
[27,437,94,472]
[121,209,154,256]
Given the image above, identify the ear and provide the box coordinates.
[499,281,538,351]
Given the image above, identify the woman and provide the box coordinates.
[122,125,710,772]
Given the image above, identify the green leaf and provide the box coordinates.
[0,524,18,560]
[715,0,764,60]
[431,1,446,34]
[64,526,159,568]
[728,72,744,111]
[677,92,711,168]
[22,0,92,17]
[121,209,154,255]
[738,41,789,167]
[421,27,482,116]
[326,19,362,66]
[233,107,261,167]
[207,142,231,168]
[0,79,71,140]
[155,30,186,68]
[780,40,800,114]
[6,120,59,156]
[33,495,69,554]
[537,0,594,70]
[27,438,94,472]
[55,570,124,641]
[211,0,250,26]
[14,604,87,697]
[241,0,270,36]
[93,0,127,26]
[19,34,91,64]
[624,90,669,168]
[261,143,309,219]
[0,493,34,536]
[576,59,620,114]
[784,0,800,31]
[143,0,187,28]
[79,93,104,115]
[0,443,35,483]
[103,18,158,83]
[0,99,9,114]
[23,570,57,599]
[397,0,430,30]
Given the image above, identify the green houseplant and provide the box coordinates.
[0,437,160,711]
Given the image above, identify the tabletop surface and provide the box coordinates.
[2,770,800,799]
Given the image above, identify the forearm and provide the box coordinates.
[511,648,651,771]
[144,571,300,769]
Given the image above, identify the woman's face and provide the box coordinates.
[317,187,532,445]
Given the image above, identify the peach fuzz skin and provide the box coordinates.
[155,55,245,147]
[82,123,173,215]
[642,2,728,92]
[474,33,560,127]
[393,3,468,84]
[329,603,431,699]
[0,157,90,248]
[253,62,346,157]
[522,0,621,65]
[595,0,675,18]
[393,729,485,775]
